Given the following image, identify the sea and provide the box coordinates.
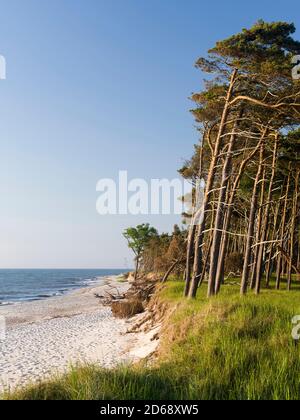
[0,269,126,305]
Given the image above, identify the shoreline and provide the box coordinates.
[0,270,127,307]
[0,276,159,393]
[0,275,125,328]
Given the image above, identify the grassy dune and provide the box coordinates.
[5,280,300,400]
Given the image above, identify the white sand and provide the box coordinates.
[0,277,159,393]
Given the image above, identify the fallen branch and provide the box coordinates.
[278,247,300,274]
[161,255,185,283]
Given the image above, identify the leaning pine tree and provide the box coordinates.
[183,20,300,299]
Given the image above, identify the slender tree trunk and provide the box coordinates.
[162,256,184,284]
[276,166,291,290]
[184,141,205,296]
[287,169,299,290]
[255,134,279,293]
[214,135,265,293]
[208,117,239,295]
[251,166,266,290]
[199,236,213,286]
[134,256,140,281]
[188,69,238,299]
[184,225,196,296]
[265,184,283,287]
[241,140,266,295]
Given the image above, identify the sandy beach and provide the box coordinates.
[0,277,159,393]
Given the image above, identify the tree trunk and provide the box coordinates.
[275,166,291,290]
[184,141,205,296]
[184,225,196,296]
[134,257,140,281]
[214,134,265,293]
[241,140,265,295]
[251,166,266,291]
[287,169,299,290]
[265,184,283,287]
[189,69,238,299]
[255,134,279,293]
[208,117,239,295]
[162,257,184,284]
[199,236,213,286]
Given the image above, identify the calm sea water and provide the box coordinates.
[0,269,125,305]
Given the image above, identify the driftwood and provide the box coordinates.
[126,280,156,302]
[94,278,156,309]
[94,289,126,306]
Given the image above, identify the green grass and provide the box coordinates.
[4,279,300,400]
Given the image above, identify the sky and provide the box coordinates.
[0,0,299,269]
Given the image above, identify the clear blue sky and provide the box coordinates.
[0,0,299,269]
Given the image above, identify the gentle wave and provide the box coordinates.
[0,269,125,305]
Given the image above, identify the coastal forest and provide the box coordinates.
[131,21,300,299]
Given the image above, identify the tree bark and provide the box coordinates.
[265,184,283,287]
[251,166,266,291]
[208,116,239,295]
[287,169,299,290]
[189,69,238,299]
[184,225,196,296]
[241,140,266,295]
[134,256,140,281]
[255,134,279,293]
[214,134,265,293]
[162,257,184,284]
[184,140,205,296]
[275,166,291,290]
